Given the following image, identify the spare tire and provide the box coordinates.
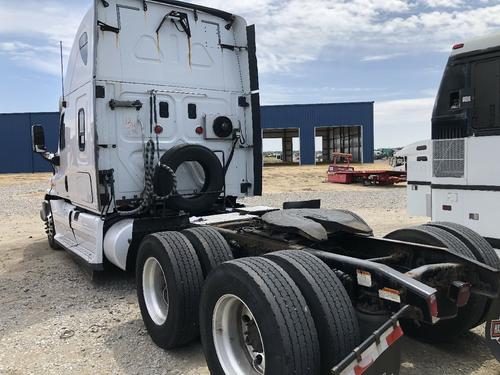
[156,144,224,214]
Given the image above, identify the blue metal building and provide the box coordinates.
[0,102,374,173]
[261,102,374,164]
[0,112,60,173]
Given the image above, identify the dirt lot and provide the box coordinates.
[0,167,499,375]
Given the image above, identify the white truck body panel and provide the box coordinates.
[52,199,104,266]
[94,1,255,205]
[400,140,432,217]
[451,32,500,57]
[405,135,500,240]
[103,219,134,270]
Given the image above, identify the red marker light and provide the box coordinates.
[453,43,464,50]
[154,125,163,135]
[195,126,204,135]
[427,293,439,318]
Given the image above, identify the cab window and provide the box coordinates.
[59,113,66,150]
[78,109,85,151]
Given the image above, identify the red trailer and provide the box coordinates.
[327,153,407,186]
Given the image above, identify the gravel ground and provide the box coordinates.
[0,174,499,375]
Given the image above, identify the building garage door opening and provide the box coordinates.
[263,128,300,165]
[316,126,362,164]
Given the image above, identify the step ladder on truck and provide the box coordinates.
[31,1,500,373]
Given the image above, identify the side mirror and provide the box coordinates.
[32,125,46,153]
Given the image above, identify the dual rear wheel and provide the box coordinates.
[136,228,361,374]
[385,222,499,341]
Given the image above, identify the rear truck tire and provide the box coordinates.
[425,222,500,269]
[385,225,485,341]
[265,250,361,374]
[136,231,204,349]
[425,221,500,326]
[182,226,233,278]
[200,257,320,375]
[156,144,224,214]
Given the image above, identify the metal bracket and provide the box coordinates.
[97,20,120,34]
[156,11,191,38]
[220,44,248,51]
[109,99,143,111]
[238,96,250,108]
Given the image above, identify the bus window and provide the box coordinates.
[434,63,466,117]
[471,59,500,130]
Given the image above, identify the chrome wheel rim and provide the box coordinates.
[143,257,169,325]
[213,294,265,375]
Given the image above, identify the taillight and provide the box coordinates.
[450,281,471,307]
[453,43,464,50]
[154,125,164,135]
[427,293,439,318]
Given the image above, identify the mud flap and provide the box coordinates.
[333,306,409,375]
[360,339,402,375]
[485,298,500,361]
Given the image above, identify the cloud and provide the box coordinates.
[197,0,500,73]
[2,0,500,76]
[374,97,435,147]
[362,52,405,61]
[260,83,389,105]
[421,0,464,8]
[0,0,88,75]
[0,41,62,75]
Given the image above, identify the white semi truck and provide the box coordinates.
[406,33,500,250]
[31,1,500,373]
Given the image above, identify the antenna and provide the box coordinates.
[59,41,65,104]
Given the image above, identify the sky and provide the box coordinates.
[1,0,500,149]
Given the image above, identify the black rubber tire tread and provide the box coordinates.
[136,231,204,349]
[425,222,500,327]
[386,225,475,258]
[265,250,360,373]
[200,257,320,375]
[182,226,233,277]
[158,144,224,214]
[385,225,484,341]
[46,215,62,251]
[426,222,500,268]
